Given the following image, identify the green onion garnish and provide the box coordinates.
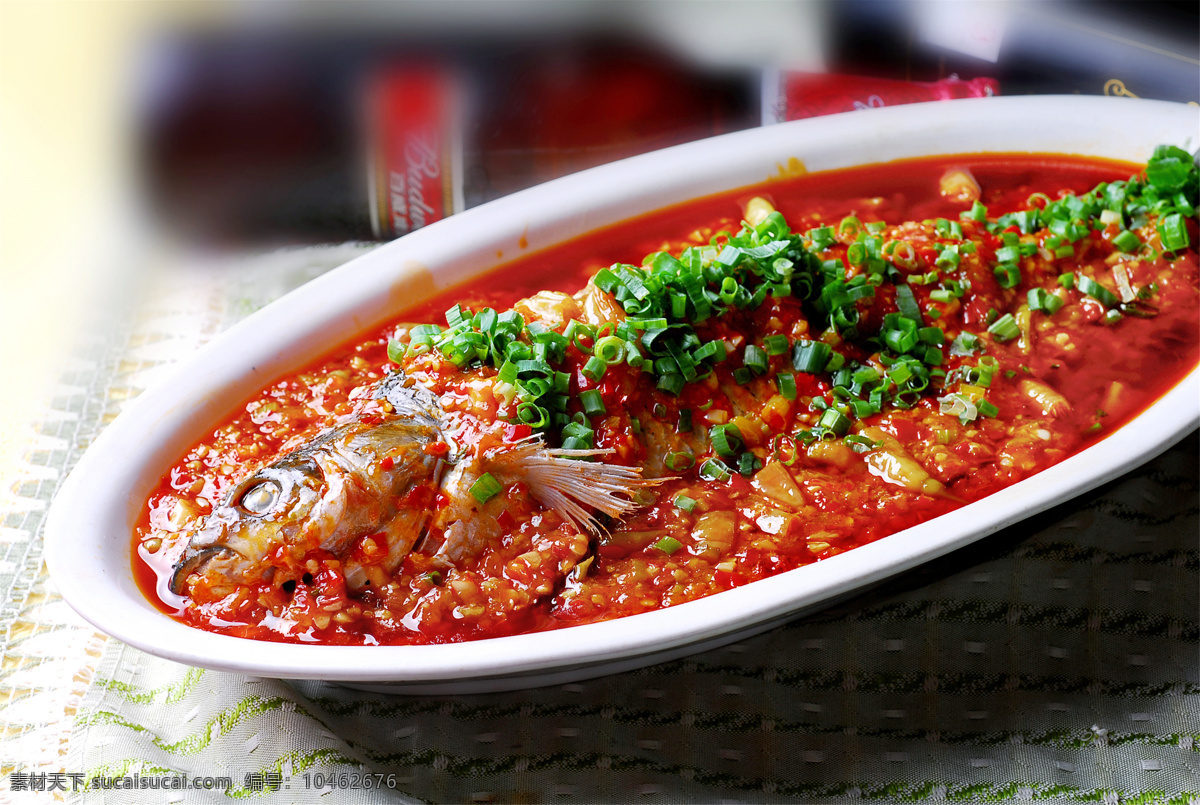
[516,402,549,428]
[469,473,502,504]
[993,263,1021,289]
[737,452,762,476]
[698,458,733,482]
[387,339,407,364]
[1111,230,1141,253]
[582,356,607,381]
[792,340,832,374]
[673,494,697,513]
[652,536,683,555]
[657,373,685,396]
[1028,288,1063,315]
[987,313,1020,342]
[1158,213,1189,252]
[710,423,745,457]
[595,336,626,364]
[1077,275,1119,307]
[579,389,606,417]
[744,345,769,375]
[665,452,695,472]
[895,284,922,322]
[763,334,790,356]
[776,372,797,400]
[817,408,850,437]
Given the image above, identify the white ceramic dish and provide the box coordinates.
[45,96,1199,694]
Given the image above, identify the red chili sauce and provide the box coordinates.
[135,154,1199,645]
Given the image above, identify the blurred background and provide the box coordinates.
[1,0,1197,477]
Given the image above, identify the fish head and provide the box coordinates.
[168,453,326,595]
[171,371,449,598]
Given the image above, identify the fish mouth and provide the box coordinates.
[168,545,233,595]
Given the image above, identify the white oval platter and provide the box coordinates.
[45,96,1199,694]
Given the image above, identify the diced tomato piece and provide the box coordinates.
[890,418,919,443]
[714,568,740,589]
[503,423,533,442]
[401,484,436,510]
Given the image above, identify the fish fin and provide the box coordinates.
[498,438,667,536]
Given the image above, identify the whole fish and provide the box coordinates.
[168,372,660,596]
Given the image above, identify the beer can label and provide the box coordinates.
[366,64,464,239]
[772,73,1000,122]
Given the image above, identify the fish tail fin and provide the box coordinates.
[499,438,667,536]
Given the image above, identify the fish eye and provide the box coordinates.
[239,480,280,515]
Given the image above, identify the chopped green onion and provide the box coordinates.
[987,313,1020,342]
[387,339,407,364]
[949,332,984,356]
[595,336,626,364]
[792,340,832,374]
[995,245,1020,263]
[1158,213,1189,251]
[710,423,745,457]
[657,373,685,396]
[698,458,733,482]
[807,225,836,251]
[744,345,769,375]
[737,452,762,476]
[918,326,944,345]
[1077,275,1120,307]
[516,402,548,428]
[652,536,683,555]
[895,284,922,322]
[665,451,695,472]
[1111,230,1141,253]
[817,408,850,437]
[579,389,606,417]
[993,263,1021,289]
[469,473,502,504]
[838,216,862,237]
[582,356,607,381]
[1028,288,1063,315]
[776,373,797,400]
[674,494,698,513]
[936,244,961,269]
[763,334,790,356]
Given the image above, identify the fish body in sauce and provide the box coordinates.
[169,372,660,597]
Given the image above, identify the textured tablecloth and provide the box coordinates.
[1,245,1196,804]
